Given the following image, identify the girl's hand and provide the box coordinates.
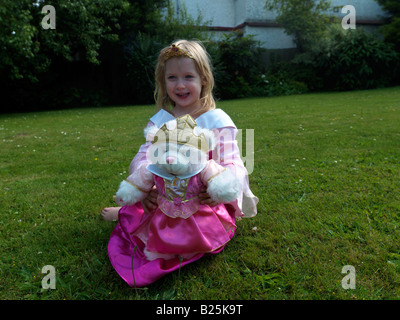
[199,187,219,207]
[141,185,158,213]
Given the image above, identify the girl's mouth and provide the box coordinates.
[176,92,189,99]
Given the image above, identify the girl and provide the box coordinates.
[106,40,258,287]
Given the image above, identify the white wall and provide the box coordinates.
[182,0,236,26]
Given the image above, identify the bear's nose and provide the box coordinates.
[166,156,175,164]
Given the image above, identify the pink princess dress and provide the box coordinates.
[108,109,258,287]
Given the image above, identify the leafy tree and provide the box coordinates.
[0,0,125,82]
[375,0,400,51]
[0,0,174,111]
[265,0,331,52]
[211,32,267,99]
[117,0,167,43]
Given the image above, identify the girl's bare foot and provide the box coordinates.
[101,207,120,221]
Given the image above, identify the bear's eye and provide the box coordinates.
[179,147,190,157]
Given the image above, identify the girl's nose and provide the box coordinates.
[166,156,175,164]
[176,78,185,89]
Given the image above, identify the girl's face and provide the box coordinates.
[165,57,204,114]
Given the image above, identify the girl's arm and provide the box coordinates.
[126,121,158,212]
[128,121,155,175]
[210,127,258,218]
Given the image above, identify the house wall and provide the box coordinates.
[177,0,389,49]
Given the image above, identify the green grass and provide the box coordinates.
[1,87,400,300]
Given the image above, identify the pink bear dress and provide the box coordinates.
[108,109,258,287]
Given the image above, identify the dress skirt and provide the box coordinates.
[108,201,236,287]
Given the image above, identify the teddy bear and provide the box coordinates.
[114,114,241,261]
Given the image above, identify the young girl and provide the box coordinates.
[106,40,258,287]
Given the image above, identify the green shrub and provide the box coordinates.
[293,25,400,90]
[256,73,309,97]
[212,32,267,99]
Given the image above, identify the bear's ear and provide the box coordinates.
[194,127,216,150]
[144,125,159,142]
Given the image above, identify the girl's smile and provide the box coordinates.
[175,91,190,100]
[176,92,189,98]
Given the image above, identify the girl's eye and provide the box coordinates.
[167,76,176,80]
[185,75,194,79]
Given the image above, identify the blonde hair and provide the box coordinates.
[154,40,216,117]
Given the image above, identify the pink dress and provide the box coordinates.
[108,109,258,287]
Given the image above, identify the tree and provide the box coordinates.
[0,0,175,111]
[117,0,167,43]
[0,0,125,82]
[375,0,400,51]
[265,0,331,52]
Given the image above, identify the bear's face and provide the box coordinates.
[148,142,207,176]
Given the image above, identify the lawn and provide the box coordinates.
[1,86,399,300]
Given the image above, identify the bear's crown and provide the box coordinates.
[152,115,210,154]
